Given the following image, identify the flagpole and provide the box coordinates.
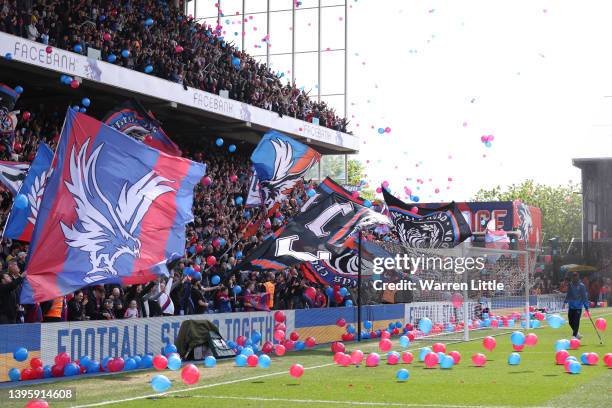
[357,228,362,342]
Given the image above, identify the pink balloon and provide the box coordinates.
[409,206,419,214]
[274,344,286,356]
[247,354,259,367]
[273,330,285,341]
[564,360,572,373]
[201,176,212,186]
[480,135,487,143]
[569,338,580,349]
[448,351,461,364]
[376,187,382,194]
[181,364,200,384]
[483,336,496,351]
[289,364,304,378]
[401,351,414,364]
[153,354,168,370]
[603,353,612,367]
[336,318,346,327]
[351,350,364,364]
[351,191,359,199]
[472,353,486,367]
[432,343,446,354]
[305,337,316,348]
[365,353,380,367]
[555,350,569,365]
[382,181,389,188]
[387,352,399,365]
[451,293,463,308]
[26,400,49,408]
[424,352,439,368]
[586,352,599,365]
[331,342,345,353]
[595,318,607,331]
[380,330,391,339]
[525,333,538,346]
[338,353,351,367]
[379,339,392,352]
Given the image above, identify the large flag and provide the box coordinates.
[245,168,263,207]
[236,178,390,272]
[20,109,205,303]
[382,188,472,248]
[251,131,320,208]
[103,99,181,156]
[3,143,54,241]
[0,161,29,194]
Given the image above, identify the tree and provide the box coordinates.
[473,180,582,242]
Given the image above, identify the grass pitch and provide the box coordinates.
[5,309,611,408]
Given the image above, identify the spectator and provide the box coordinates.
[102,298,116,320]
[0,271,23,324]
[85,286,106,320]
[123,300,139,319]
[67,290,87,321]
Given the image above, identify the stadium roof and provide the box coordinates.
[572,157,612,169]
[0,32,357,155]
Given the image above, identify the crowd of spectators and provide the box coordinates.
[0,0,349,132]
[0,100,344,325]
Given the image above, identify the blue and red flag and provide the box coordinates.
[103,99,182,157]
[3,143,54,241]
[20,109,205,303]
[251,130,320,208]
[0,161,29,194]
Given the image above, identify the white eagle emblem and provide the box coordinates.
[260,138,317,207]
[60,139,175,283]
[27,168,53,225]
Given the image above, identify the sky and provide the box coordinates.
[196,0,612,202]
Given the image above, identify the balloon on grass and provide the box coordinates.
[483,336,496,351]
[603,353,612,367]
[379,339,392,352]
[181,364,200,385]
[568,361,582,374]
[399,335,410,348]
[418,317,432,334]
[424,352,439,368]
[365,353,380,367]
[595,318,607,331]
[569,338,580,349]
[555,339,570,352]
[274,344,286,356]
[289,364,304,378]
[258,354,271,368]
[351,350,364,364]
[387,351,400,365]
[440,355,455,369]
[556,350,570,365]
[510,331,526,346]
[235,354,247,367]
[419,347,432,362]
[204,356,216,368]
[472,353,486,367]
[247,354,258,367]
[25,399,48,408]
[508,352,521,365]
[401,351,414,364]
[448,351,461,364]
[586,352,599,365]
[546,314,564,329]
[524,333,538,346]
[151,374,172,392]
[396,368,409,381]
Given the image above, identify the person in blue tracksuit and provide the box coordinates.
[564,272,589,339]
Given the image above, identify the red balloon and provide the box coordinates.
[471,353,486,367]
[351,349,364,364]
[338,353,351,366]
[512,343,525,352]
[206,255,217,266]
[336,318,346,327]
[195,244,203,253]
[595,318,607,331]
[555,350,570,365]
[379,339,392,352]
[70,79,80,89]
[111,357,124,372]
[305,336,316,347]
[262,341,274,353]
[284,340,295,351]
[50,364,64,377]
[424,352,439,368]
[26,400,49,408]
[380,330,391,339]
[21,111,30,121]
[181,363,200,384]
[525,333,538,346]
[247,354,259,367]
[153,354,168,370]
[483,336,496,351]
[103,33,111,41]
[401,351,414,364]
[236,335,247,346]
[274,323,286,332]
[289,363,304,378]
[30,357,43,369]
[55,352,70,366]
[407,332,415,341]
[21,368,33,380]
[586,352,599,365]
[201,176,212,186]
[274,344,286,356]
[331,342,345,353]
[274,311,286,323]
[304,287,316,301]
[448,351,461,364]
[432,343,446,353]
[32,366,44,379]
[273,330,285,341]
[603,353,612,367]
[289,331,299,341]
[387,352,400,365]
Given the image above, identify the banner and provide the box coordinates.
[245,168,262,207]
[0,161,29,194]
[383,189,472,248]
[103,99,181,156]
[251,131,320,208]
[3,143,54,241]
[21,109,205,303]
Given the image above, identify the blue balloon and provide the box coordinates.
[167,355,182,371]
[411,195,420,202]
[325,286,334,297]
[13,194,28,209]
[74,44,82,53]
[507,352,521,365]
[295,341,305,351]
[81,97,91,107]
[236,251,243,259]
[361,331,370,339]
[211,275,221,285]
[227,340,237,349]
[216,138,224,146]
[219,238,226,247]
[241,347,254,356]
[192,271,202,281]
[164,343,178,355]
[418,317,433,334]
[87,361,100,373]
[233,285,242,295]
[446,323,454,332]
[510,331,526,346]
[364,320,372,329]
[555,339,570,352]
[121,49,130,58]
[399,335,410,348]
[228,144,237,153]
[232,57,241,68]
[144,65,153,73]
[440,355,455,369]
[140,354,153,368]
[345,299,353,307]
[580,352,589,364]
[151,374,172,392]
[507,319,515,327]
[347,324,356,334]
[145,18,154,26]
[531,320,541,329]
[99,15,106,21]
[569,361,582,374]
[4,52,13,60]
[79,107,87,113]
[64,363,79,376]
[419,347,432,362]
[132,355,142,367]
[72,105,80,111]
[102,356,111,371]
[14,85,23,94]
[43,365,52,378]
[339,287,348,297]
[485,141,492,147]
[244,339,253,347]
[235,354,247,367]
[395,321,403,329]
[258,354,271,368]
[547,314,564,329]
[107,53,117,63]
[235,196,243,205]
[377,127,385,134]
[80,356,91,366]
[363,199,372,208]
[204,356,217,367]
[183,267,194,277]
[251,331,262,343]
[388,322,395,331]
[396,368,409,381]
[13,347,28,361]
[125,358,137,370]
[306,188,316,197]
[8,368,20,381]
[483,318,491,327]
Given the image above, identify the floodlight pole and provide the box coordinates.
[462,244,469,341]
[357,228,362,342]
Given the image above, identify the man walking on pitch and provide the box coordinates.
[564,272,589,339]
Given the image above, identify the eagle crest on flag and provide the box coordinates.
[59,139,175,283]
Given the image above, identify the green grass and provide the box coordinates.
[4,309,611,408]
